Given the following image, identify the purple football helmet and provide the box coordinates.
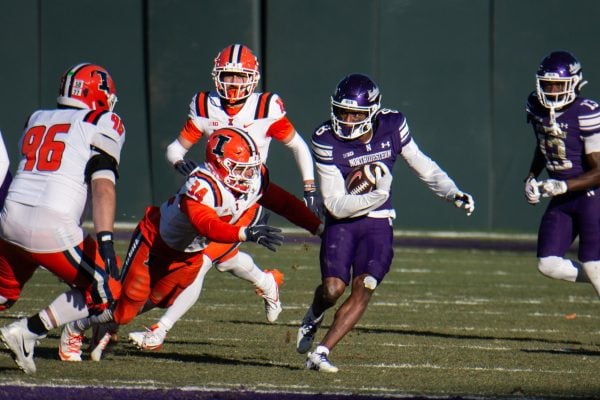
[331,74,381,139]
[536,51,585,109]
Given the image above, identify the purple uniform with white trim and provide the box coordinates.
[527,93,600,261]
[311,109,410,283]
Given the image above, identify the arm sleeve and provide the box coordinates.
[281,131,315,182]
[318,162,389,219]
[258,181,322,234]
[401,140,459,201]
[180,196,244,243]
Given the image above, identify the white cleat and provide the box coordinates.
[59,321,83,362]
[256,269,283,323]
[128,324,167,351]
[0,318,39,374]
[306,351,339,373]
[89,323,115,362]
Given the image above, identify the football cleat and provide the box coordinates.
[0,318,39,374]
[305,351,339,373]
[128,324,167,351]
[255,269,283,323]
[89,323,116,362]
[296,311,323,354]
[59,321,84,362]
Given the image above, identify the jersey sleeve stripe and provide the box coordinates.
[254,92,273,119]
[311,140,333,164]
[579,111,600,131]
[84,109,108,125]
[195,91,209,118]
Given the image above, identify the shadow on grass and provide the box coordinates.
[521,347,600,357]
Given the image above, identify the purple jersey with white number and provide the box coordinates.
[311,109,410,284]
[526,92,600,181]
[526,93,600,261]
[312,109,410,212]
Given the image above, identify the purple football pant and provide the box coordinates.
[320,216,393,285]
[0,170,11,211]
[537,190,600,262]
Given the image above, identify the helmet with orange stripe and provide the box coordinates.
[57,63,118,111]
[212,44,260,104]
[205,127,262,194]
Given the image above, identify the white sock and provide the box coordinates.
[315,345,329,355]
[159,256,212,331]
[583,261,600,296]
[39,289,89,330]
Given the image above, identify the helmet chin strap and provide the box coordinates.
[549,106,556,126]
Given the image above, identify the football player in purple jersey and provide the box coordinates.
[297,73,475,372]
[524,51,600,297]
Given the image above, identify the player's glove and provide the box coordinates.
[453,192,475,216]
[174,159,197,176]
[524,176,541,204]
[244,212,284,252]
[303,185,324,218]
[538,179,567,198]
[374,162,392,192]
[97,231,121,280]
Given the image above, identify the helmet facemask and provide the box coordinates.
[331,98,379,140]
[536,74,580,110]
[213,70,259,104]
[221,156,261,194]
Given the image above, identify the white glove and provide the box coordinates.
[538,179,567,198]
[374,162,392,192]
[524,176,541,204]
[453,191,475,216]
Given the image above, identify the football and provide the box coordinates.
[344,163,381,195]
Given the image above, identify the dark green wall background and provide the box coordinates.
[1,0,599,233]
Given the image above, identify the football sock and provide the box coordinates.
[315,345,330,355]
[160,259,212,331]
[583,261,600,296]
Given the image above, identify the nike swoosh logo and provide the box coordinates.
[21,336,30,357]
[243,123,254,128]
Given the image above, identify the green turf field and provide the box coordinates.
[0,240,599,399]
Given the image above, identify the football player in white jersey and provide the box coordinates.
[0,63,125,374]
[0,130,11,209]
[125,44,323,350]
[59,127,286,361]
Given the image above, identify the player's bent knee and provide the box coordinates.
[322,282,345,303]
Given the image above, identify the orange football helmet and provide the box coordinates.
[212,44,260,104]
[57,63,118,111]
[205,127,261,194]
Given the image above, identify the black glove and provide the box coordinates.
[303,188,324,219]
[244,212,284,252]
[97,231,120,280]
[174,159,197,176]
